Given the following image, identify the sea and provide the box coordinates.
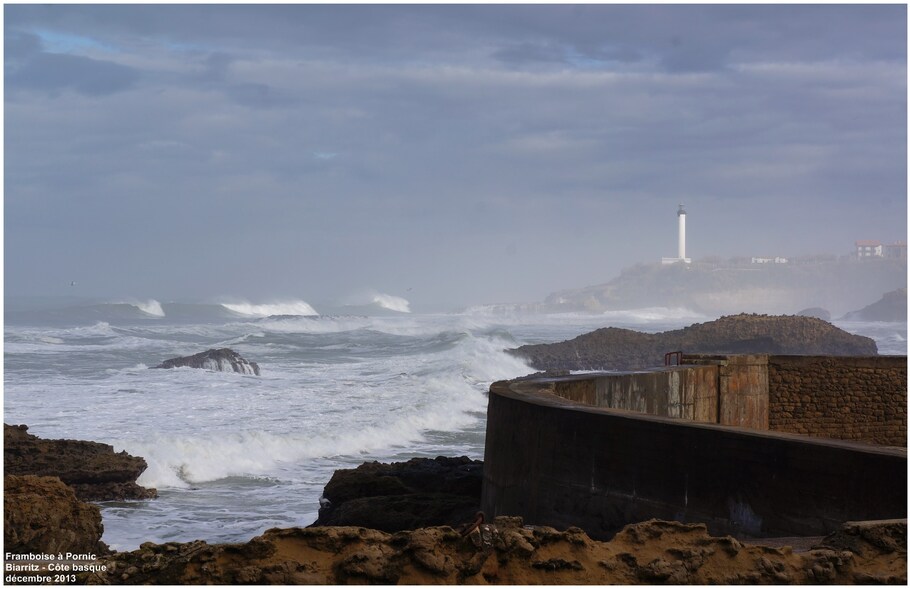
[4,296,907,551]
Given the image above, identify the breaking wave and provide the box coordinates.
[134,299,165,317]
[221,300,319,318]
[372,293,411,313]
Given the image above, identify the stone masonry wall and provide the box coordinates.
[768,356,907,447]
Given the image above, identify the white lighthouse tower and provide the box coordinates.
[662,204,692,264]
[677,204,689,262]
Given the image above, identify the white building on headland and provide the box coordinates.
[856,240,883,258]
[855,239,907,259]
[661,204,692,265]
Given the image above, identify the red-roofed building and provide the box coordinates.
[855,240,882,258]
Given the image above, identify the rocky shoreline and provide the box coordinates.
[4,424,157,502]
[3,428,907,584]
[3,424,157,560]
[75,517,910,585]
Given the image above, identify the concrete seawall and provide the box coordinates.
[482,376,907,541]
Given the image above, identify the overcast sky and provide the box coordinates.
[5,4,907,309]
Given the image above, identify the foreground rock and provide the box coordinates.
[843,289,908,322]
[4,424,156,501]
[80,518,906,585]
[510,314,878,372]
[154,347,260,375]
[4,475,108,555]
[311,456,482,532]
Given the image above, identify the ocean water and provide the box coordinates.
[4,297,906,551]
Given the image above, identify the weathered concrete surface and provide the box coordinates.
[551,367,719,423]
[680,354,770,430]
[482,380,907,540]
[548,361,767,429]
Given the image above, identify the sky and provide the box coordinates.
[4,4,907,309]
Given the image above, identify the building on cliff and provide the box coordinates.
[856,239,907,260]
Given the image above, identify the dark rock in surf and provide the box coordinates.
[155,347,260,376]
[311,456,482,533]
[4,424,156,501]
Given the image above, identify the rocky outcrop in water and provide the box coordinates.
[4,424,156,501]
[509,314,878,372]
[154,347,260,375]
[4,475,109,555]
[311,456,482,533]
[843,289,908,322]
[797,307,832,321]
[79,518,907,585]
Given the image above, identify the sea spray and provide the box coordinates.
[222,300,319,317]
[134,299,166,317]
[372,293,411,313]
[4,304,902,550]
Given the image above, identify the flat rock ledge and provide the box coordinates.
[4,424,156,501]
[79,518,907,585]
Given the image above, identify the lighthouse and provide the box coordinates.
[662,204,692,264]
[677,204,687,261]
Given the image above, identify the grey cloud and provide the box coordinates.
[6,4,905,72]
[3,5,905,305]
[8,51,139,96]
[4,31,43,62]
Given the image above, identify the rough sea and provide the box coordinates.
[4,296,906,551]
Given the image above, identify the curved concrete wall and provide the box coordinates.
[482,379,907,541]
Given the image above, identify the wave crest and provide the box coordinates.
[372,293,410,313]
[222,300,319,318]
[135,300,165,317]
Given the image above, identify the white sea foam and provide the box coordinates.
[254,315,372,334]
[600,306,707,323]
[372,293,411,313]
[132,394,478,488]
[222,300,319,317]
[126,330,526,490]
[135,299,166,317]
[66,321,119,337]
